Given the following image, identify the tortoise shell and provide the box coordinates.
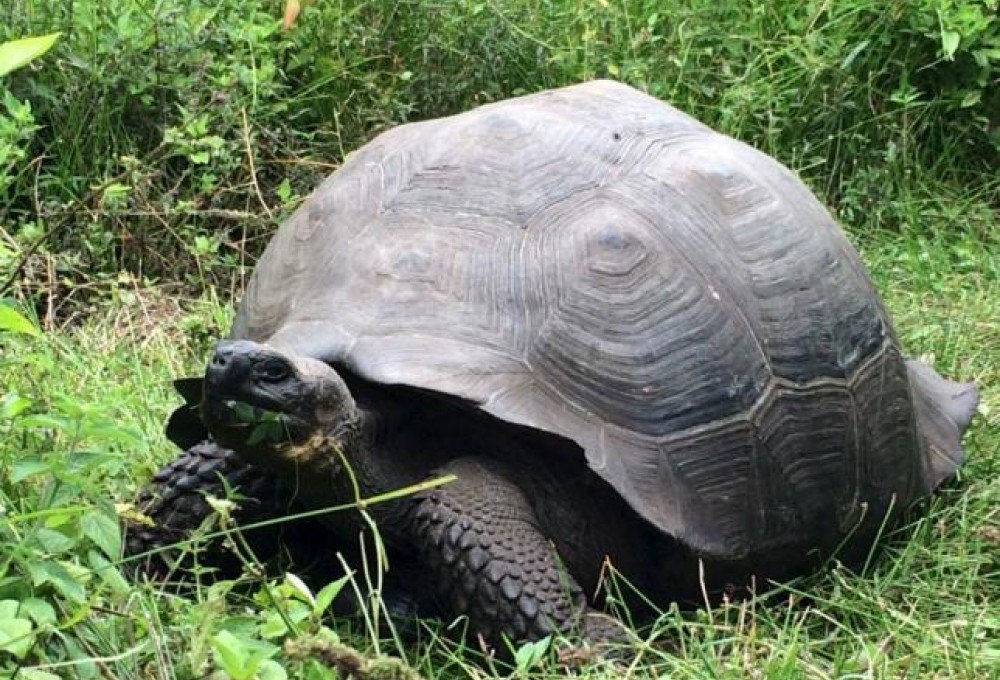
[231,80,961,558]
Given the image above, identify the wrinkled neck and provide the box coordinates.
[245,400,371,506]
[324,406,408,502]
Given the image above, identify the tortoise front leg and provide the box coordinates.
[125,440,430,630]
[404,457,628,650]
[124,440,306,580]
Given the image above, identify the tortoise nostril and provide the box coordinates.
[211,350,232,370]
[211,342,239,370]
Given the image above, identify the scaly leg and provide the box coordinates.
[404,457,628,650]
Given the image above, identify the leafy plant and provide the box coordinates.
[512,636,551,674]
[0,34,60,77]
[0,33,59,206]
[0,303,39,336]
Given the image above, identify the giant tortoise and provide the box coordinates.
[126,80,978,649]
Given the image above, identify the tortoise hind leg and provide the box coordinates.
[124,440,316,581]
[404,456,629,652]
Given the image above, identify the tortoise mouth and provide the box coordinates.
[202,395,312,446]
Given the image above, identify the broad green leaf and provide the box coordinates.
[80,509,122,559]
[30,561,86,603]
[0,393,32,418]
[10,457,50,483]
[277,178,293,204]
[66,451,123,476]
[230,402,258,423]
[314,573,351,617]
[0,601,18,619]
[19,670,61,680]
[302,659,338,680]
[88,425,136,450]
[88,551,130,597]
[258,659,289,680]
[211,630,251,679]
[961,90,982,107]
[19,414,69,431]
[289,601,312,626]
[59,636,98,679]
[41,507,76,529]
[247,419,284,445]
[50,394,85,419]
[0,616,34,658]
[17,668,62,680]
[0,305,40,337]
[0,33,60,77]
[941,30,960,59]
[19,598,56,626]
[33,527,75,554]
[212,630,262,680]
[513,635,550,672]
[219,616,261,639]
[261,600,311,637]
[259,611,291,639]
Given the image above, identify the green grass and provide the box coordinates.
[0,218,996,679]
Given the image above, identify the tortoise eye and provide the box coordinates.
[257,360,290,383]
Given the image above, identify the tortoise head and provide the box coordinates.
[201,340,357,471]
